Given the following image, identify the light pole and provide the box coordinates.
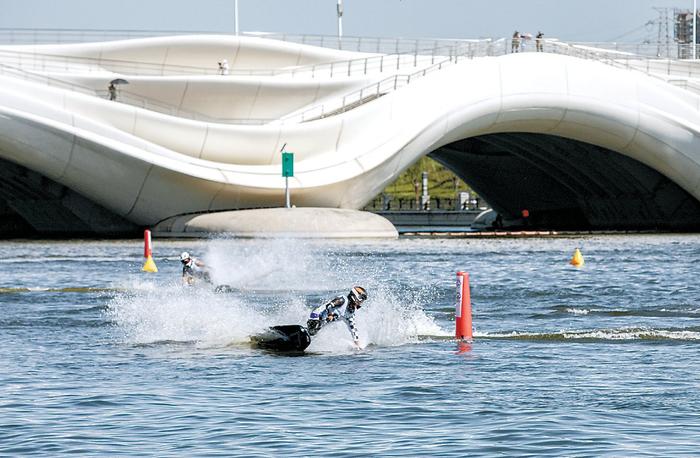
[235,0,239,36]
[694,0,697,59]
[337,0,343,39]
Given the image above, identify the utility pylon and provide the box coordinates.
[653,7,671,57]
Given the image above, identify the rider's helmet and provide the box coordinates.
[180,251,191,263]
[348,286,367,308]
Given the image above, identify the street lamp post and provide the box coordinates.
[337,0,343,39]
[235,0,239,36]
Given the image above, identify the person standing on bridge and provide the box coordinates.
[511,31,521,53]
[108,82,117,101]
[217,59,230,75]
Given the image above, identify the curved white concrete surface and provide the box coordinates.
[2,34,700,233]
[154,207,398,238]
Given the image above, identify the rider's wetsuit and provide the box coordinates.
[182,258,211,284]
[306,295,359,343]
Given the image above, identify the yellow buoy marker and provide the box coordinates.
[569,248,584,267]
[142,229,158,273]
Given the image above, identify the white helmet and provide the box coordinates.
[180,251,190,262]
[348,286,367,305]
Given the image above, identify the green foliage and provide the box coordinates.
[381,156,474,199]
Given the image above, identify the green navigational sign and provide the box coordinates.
[282,152,294,177]
[281,150,294,208]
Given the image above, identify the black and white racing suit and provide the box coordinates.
[307,296,359,343]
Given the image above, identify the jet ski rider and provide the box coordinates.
[180,251,211,285]
[307,286,368,347]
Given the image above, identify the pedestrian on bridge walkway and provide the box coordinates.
[511,31,521,53]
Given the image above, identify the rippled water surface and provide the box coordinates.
[1,235,700,456]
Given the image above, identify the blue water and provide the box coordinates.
[1,235,700,456]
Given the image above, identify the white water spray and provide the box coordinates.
[106,239,449,352]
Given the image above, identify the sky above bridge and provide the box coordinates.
[0,0,694,42]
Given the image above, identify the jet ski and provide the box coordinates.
[250,325,312,352]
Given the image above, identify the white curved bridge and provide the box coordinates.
[1,33,700,234]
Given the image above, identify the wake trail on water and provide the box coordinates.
[0,286,122,294]
[479,327,700,342]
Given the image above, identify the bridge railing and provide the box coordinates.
[4,29,700,122]
[280,36,700,123]
[0,63,96,95]
[280,41,493,123]
[0,61,267,124]
[363,195,484,211]
[20,32,694,82]
[289,39,494,77]
[0,38,495,79]
[562,41,700,60]
[1,27,697,61]
[545,41,700,88]
[244,32,486,54]
[0,50,220,76]
[0,28,492,78]
[0,27,481,52]
[96,88,255,123]
[0,28,224,44]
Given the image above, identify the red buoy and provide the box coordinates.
[142,229,158,273]
[143,229,153,258]
[455,271,473,340]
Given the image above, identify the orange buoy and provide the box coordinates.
[570,248,584,267]
[142,229,158,273]
[455,271,473,340]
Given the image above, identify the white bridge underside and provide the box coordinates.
[1,34,700,234]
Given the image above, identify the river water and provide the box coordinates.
[1,234,699,456]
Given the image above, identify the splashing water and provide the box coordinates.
[105,280,447,351]
[105,284,270,347]
[203,238,350,292]
[307,288,448,353]
[105,238,448,352]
